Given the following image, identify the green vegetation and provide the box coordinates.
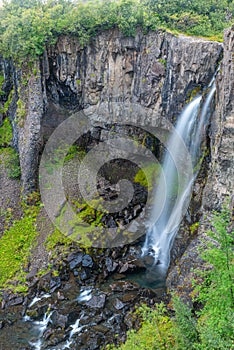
[0,205,40,291]
[1,147,21,179]
[0,117,12,147]
[46,228,73,253]
[194,206,234,349]
[72,199,106,227]
[0,75,4,95]
[110,206,234,350]
[134,163,160,190]
[0,117,21,179]
[107,303,175,349]
[1,89,14,114]
[64,144,86,162]
[0,0,233,60]
[16,98,26,125]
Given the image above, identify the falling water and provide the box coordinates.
[77,288,92,302]
[29,293,51,308]
[29,311,53,350]
[142,77,217,274]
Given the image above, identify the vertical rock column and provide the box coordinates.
[203,26,234,209]
[17,60,44,194]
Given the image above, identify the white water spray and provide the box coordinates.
[77,288,92,302]
[29,293,51,308]
[29,311,53,350]
[142,78,216,272]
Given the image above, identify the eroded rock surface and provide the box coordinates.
[166,26,234,299]
[1,29,222,193]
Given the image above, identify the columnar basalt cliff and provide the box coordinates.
[0,27,233,350]
[203,25,234,209]
[1,29,222,194]
[166,26,234,296]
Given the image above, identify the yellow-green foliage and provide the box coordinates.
[190,222,199,234]
[188,86,202,102]
[0,117,12,147]
[17,98,26,125]
[46,228,73,252]
[0,75,4,95]
[0,0,232,60]
[0,117,21,179]
[110,303,175,350]
[0,147,21,179]
[73,199,106,227]
[64,145,86,162]
[0,205,40,290]
[52,199,107,248]
[134,163,160,190]
[2,89,14,113]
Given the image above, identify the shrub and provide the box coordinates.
[0,0,233,60]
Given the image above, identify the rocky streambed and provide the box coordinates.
[0,243,169,350]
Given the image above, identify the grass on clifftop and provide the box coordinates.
[0,0,232,60]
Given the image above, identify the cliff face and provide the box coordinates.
[203,26,234,210]
[166,26,234,297]
[1,29,222,193]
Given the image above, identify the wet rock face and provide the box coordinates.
[1,29,222,194]
[166,26,234,298]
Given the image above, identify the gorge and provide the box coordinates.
[0,15,233,350]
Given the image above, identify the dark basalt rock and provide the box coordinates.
[105,257,118,272]
[6,296,24,307]
[69,253,83,270]
[86,294,106,309]
[113,298,125,310]
[50,276,61,293]
[82,254,93,268]
[51,311,67,329]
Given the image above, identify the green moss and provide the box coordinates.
[0,205,40,291]
[64,145,86,162]
[158,58,167,67]
[17,98,26,125]
[33,68,38,77]
[0,117,12,147]
[134,163,160,190]
[109,206,234,350]
[190,222,199,234]
[3,89,14,113]
[0,147,21,179]
[51,198,107,249]
[0,75,4,95]
[71,199,106,228]
[46,228,73,252]
[186,85,202,104]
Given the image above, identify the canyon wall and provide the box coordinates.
[1,29,222,194]
[166,26,233,297]
[203,26,234,210]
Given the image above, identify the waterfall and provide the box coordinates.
[142,77,216,274]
